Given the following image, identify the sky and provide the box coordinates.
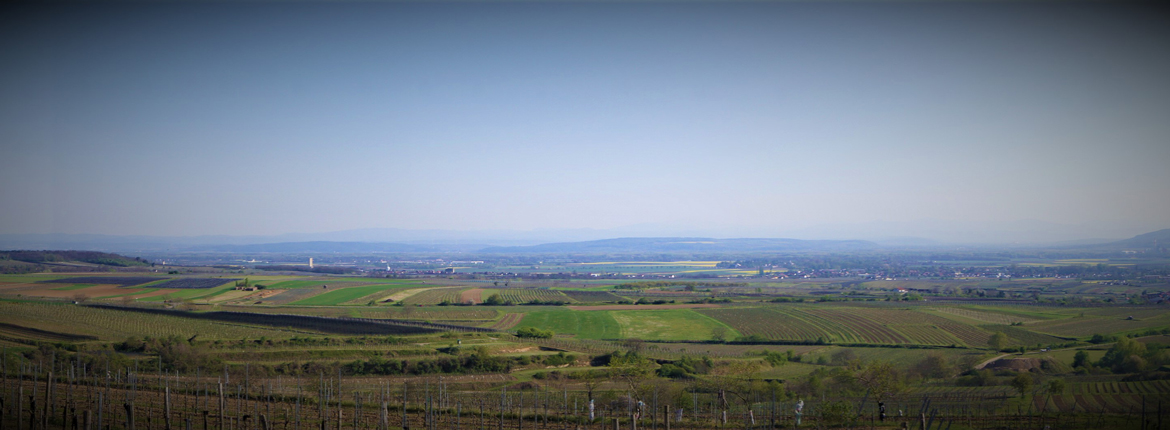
[1,2,1169,240]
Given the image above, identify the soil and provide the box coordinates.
[460,288,484,304]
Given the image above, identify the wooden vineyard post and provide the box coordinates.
[44,371,52,430]
[166,384,173,430]
[30,390,37,430]
[1144,395,1149,430]
[219,382,226,430]
[125,401,135,430]
[65,368,72,430]
[381,401,389,430]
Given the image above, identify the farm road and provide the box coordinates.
[974,353,1012,369]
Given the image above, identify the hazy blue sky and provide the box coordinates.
[2,2,1168,238]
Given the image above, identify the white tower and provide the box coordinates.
[309,257,314,269]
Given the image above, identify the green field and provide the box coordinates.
[267,279,349,289]
[268,278,425,289]
[289,284,413,306]
[610,309,739,341]
[513,309,622,339]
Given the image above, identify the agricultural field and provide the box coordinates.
[932,306,1044,324]
[1027,308,1170,337]
[2,244,1168,430]
[212,304,500,322]
[1,271,1168,430]
[698,306,995,346]
[646,342,827,358]
[460,288,484,304]
[246,287,323,305]
[486,313,524,330]
[494,288,573,303]
[610,309,736,341]
[513,309,622,339]
[978,324,1068,346]
[38,276,163,287]
[150,278,238,289]
[1028,380,1170,413]
[698,307,826,342]
[264,278,418,289]
[368,307,499,321]
[561,290,624,303]
[569,261,750,275]
[289,283,420,306]
[50,283,97,291]
[399,287,468,305]
[18,283,175,301]
[0,300,302,340]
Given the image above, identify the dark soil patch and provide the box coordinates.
[151,278,238,289]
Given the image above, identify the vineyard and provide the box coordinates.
[1,365,1163,430]
[977,324,1067,346]
[825,308,994,347]
[372,307,499,321]
[1028,313,1170,337]
[932,306,1042,325]
[494,289,572,304]
[399,288,468,305]
[910,380,1170,414]
[0,301,300,340]
[697,308,828,342]
[644,342,826,358]
[697,306,995,347]
[561,290,624,303]
[252,288,325,305]
[291,284,415,306]
[486,313,524,330]
[39,276,162,287]
[213,305,500,322]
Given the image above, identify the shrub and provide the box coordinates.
[516,327,554,339]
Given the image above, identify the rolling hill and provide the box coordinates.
[477,237,878,254]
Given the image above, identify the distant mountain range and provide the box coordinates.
[1083,228,1170,250]
[0,227,1166,255]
